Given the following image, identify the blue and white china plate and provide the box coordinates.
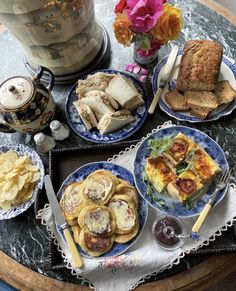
[152,51,236,122]
[0,144,44,220]
[66,69,148,143]
[57,161,148,258]
[133,126,229,218]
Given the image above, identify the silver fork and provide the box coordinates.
[192,169,232,234]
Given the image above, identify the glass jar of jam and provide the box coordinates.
[152,215,187,250]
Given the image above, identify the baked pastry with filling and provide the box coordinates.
[78,230,115,257]
[108,194,138,235]
[114,182,139,208]
[78,205,116,237]
[81,170,116,205]
[60,181,87,226]
[115,222,140,243]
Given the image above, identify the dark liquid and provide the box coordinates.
[154,217,182,247]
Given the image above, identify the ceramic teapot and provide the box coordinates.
[0,65,55,133]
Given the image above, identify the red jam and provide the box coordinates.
[153,217,182,247]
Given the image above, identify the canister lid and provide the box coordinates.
[0,76,34,110]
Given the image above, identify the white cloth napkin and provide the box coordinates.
[37,121,236,291]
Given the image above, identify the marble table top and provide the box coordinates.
[0,0,236,288]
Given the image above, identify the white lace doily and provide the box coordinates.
[37,121,236,291]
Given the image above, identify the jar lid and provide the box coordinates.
[0,76,34,110]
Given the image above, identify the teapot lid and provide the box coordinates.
[0,76,34,110]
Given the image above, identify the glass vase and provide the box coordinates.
[133,40,159,66]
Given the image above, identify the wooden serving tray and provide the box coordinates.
[42,141,236,272]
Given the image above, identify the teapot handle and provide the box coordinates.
[0,114,15,133]
[35,66,55,91]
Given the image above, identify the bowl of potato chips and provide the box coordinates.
[0,144,44,219]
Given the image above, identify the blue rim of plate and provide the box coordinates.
[56,161,148,258]
[65,69,148,143]
[0,144,44,220]
[133,125,229,218]
[152,51,236,122]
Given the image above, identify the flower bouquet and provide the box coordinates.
[113,0,183,64]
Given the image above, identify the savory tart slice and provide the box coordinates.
[166,170,204,202]
[79,230,115,257]
[59,181,87,226]
[190,148,221,182]
[108,194,138,235]
[78,205,116,237]
[164,133,197,165]
[145,155,176,193]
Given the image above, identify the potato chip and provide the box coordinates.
[0,149,40,210]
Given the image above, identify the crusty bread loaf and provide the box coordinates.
[176,40,223,92]
[214,80,236,105]
[185,91,219,110]
[165,90,190,111]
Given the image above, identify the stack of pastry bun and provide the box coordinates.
[73,72,144,134]
[59,170,139,257]
[165,40,236,119]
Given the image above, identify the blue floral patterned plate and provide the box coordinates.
[0,144,44,220]
[65,69,148,143]
[56,161,148,258]
[133,126,229,218]
[152,51,236,122]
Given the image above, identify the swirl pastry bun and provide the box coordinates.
[114,182,139,209]
[115,222,140,244]
[78,205,116,237]
[78,230,115,257]
[82,170,118,205]
[108,194,138,235]
[60,181,87,225]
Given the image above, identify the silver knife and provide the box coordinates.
[148,45,179,114]
[44,175,83,268]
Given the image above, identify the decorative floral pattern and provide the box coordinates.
[98,253,142,274]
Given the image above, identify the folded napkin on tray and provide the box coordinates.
[37,121,236,291]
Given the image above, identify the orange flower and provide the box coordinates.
[151,3,183,44]
[113,13,134,46]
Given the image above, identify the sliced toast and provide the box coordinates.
[184,91,219,110]
[214,80,236,105]
[165,90,190,111]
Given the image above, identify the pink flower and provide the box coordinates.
[114,0,128,13]
[126,0,163,33]
[136,39,163,56]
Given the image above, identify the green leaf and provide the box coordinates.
[183,199,191,209]
[140,37,151,50]
[149,137,172,157]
